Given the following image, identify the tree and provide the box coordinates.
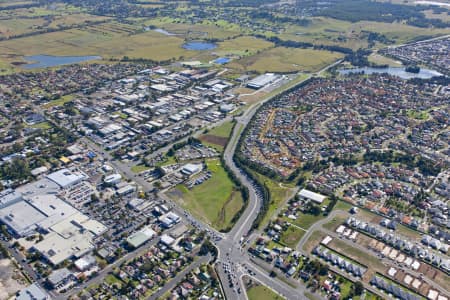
[353,281,364,296]
[318,264,329,276]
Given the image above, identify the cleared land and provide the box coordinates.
[169,159,244,231]
[199,121,234,151]
[368,53,403,67]
[280,225,305,248]
[228,47,343,73]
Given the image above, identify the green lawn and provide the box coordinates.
[42,94,74,108]
[207,121,234,138]
[247,284,284,300]
[280,225,305,248]
[105,274,123,288]
[156,155,177,167]
[291,212,325,230]
[328,239,384,270]
[30,121,52,130]
[253,173,295,230]
[199,121,235,152]
[407,110,429,120]
[333,200,353,212]
[171,159,244,231]
[131,164,150,173]
[322,215,348,231]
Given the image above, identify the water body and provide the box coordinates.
[153,28,176,36]
[182,42,217,51]
[415,1,450,7]
[213,57,231,64]
[23,55,101,69]
[338,66,442,79]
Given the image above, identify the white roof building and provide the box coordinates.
[16,283,50,300]
[160,234,175,246]
[46,169,85,189]
[298,189,327,204]
[74,254,97,271]
[181,163,202,176]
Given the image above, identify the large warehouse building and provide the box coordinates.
[0,169,106,265]
[246,73,279,89]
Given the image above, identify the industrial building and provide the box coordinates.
[127,225,157,248]
[16,283,50,300]
[46,168,86,189]
[246,73,279,89]
[298,189,327,204]
[0,171,106,265]
[181,163,202,176]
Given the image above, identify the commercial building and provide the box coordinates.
[298,189,327,204]
[127,225,157,249]
[33,211,106,265]
[47,268,74,288]
[246,73,279,89]
[0,171,106,265]
[104,173,122,185]
[46,168,86,189]
[74,254,97,271]
[0,189,22,208]
[181,163,202,176]
[16,283,50,300]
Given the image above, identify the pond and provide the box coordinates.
[22,55,101,69]
[213,57,231,64]
[338,66,442,79]
[182,42,217,51]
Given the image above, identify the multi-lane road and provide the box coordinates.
[23,61,343,299]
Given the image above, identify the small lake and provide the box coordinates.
[182,42,217,51]
[213,57,230,64]
[415,1,450,7]
[23,55,101,69]
[338,66,442,79]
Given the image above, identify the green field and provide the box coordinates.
[30,121,52,130]
[407,109,429,120]
[280,225,305,248]
[131,164,150,173]
[215,36,273,57]
[42,95,74,108]
[229,47,344,73]
[170,159,244,231]
[253,173,296,230]
[279,17,450,50]
[207,121,235,138]
[368,53,403,67]
[199,121,235,152]
[247,284,284,300]
[290,212,325,230]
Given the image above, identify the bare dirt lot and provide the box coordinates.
[0,259,27,300]
[199,135,228,147]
